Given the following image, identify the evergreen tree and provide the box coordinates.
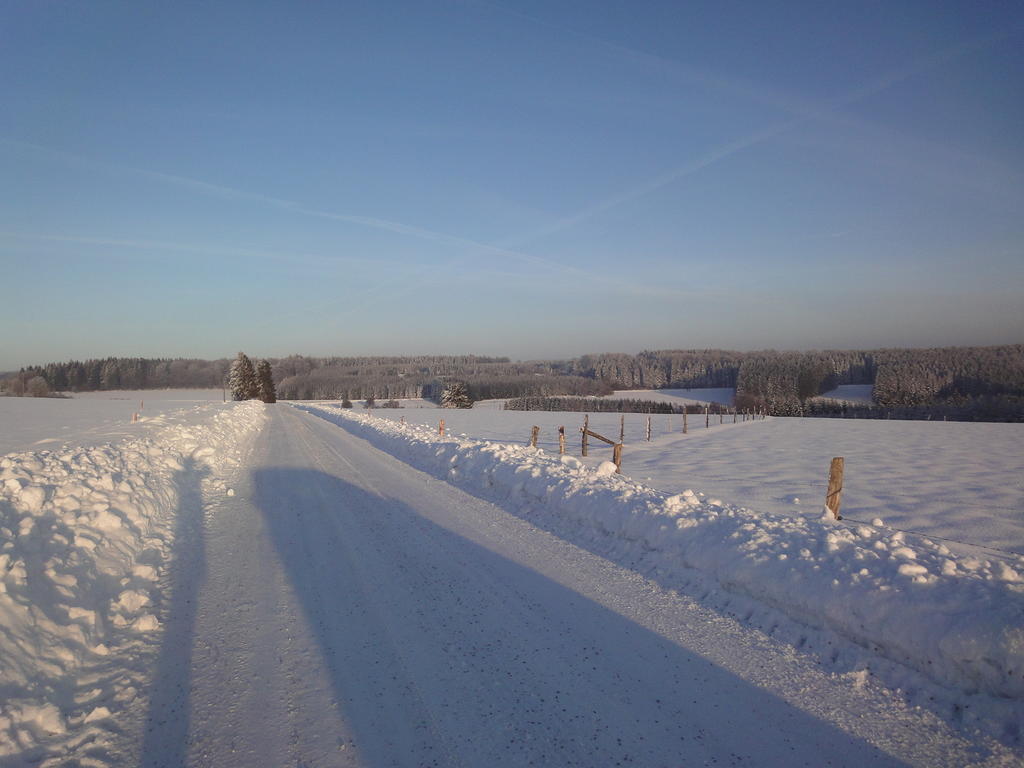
[441,381,473,408]
[257,360,277,403]
[229,352,259,401]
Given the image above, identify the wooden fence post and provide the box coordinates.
[705,405,709,429]
[619,414,625,443]
[612,442,623,473]
[683,410,688,434]
[530,425,539,448]
[558,426,565,454]
[825,457,844,520]
[582,415,589,457]
[439,419,445,436]
[646,416,651,441]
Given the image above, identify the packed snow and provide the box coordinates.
[0,400,265,761]
[298,404,1024,741]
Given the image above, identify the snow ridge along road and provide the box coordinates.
[0,400,266,764]
[138,405,1015,766]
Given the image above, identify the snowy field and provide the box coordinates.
[2,390,1022,764]
[622,418,1024,556]
[359,399,1024,556]
[469,387,735,410]
[0,389,223,455]
[602,387,736,405]
[817,383,875,404]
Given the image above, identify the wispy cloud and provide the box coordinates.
[475,3,1020,247]
[0,136,706,301]
[0,229,377,268]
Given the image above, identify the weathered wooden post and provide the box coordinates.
[733,409,737,424]
[619,414,625,443]
[439,419,445,436]
[530,425,539,448]
[612,442,623,473]
[825,457,845,520]
[705,405,709,429]
[683,410,688,434]
[646,416,651,441]
[558,426,566,454]
[581,415,589,457]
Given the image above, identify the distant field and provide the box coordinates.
[602,388,735,406]
[71,388,223,402]
[0,389,224,455]
[815,384,874,404]
[357,402,1024,556]
[472,388,735,410]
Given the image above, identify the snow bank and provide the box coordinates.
[0,401,266,759]
[299,405,1024,703]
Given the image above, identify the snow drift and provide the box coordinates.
[0,401,266,758]
[299,404,1024,703]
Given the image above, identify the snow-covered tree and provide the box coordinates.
[441,381,472,408]
[27,376,50,397]
[100,359,121,390]
[257,360,277,403]
[229,352,259,401]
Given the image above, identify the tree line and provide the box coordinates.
[4,345,1022,421]
[503,396,730,414]
[1,357,230,394]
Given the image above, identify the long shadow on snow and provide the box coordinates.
[296,406,1007,747]
[251,465,905,767]
[139,457,209,768]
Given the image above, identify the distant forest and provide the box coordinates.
[4,345,1023,421]
[503,397,730,415]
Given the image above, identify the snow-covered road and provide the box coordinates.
[135,406,1008,766]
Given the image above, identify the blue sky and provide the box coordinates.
[1,0,1022,369]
